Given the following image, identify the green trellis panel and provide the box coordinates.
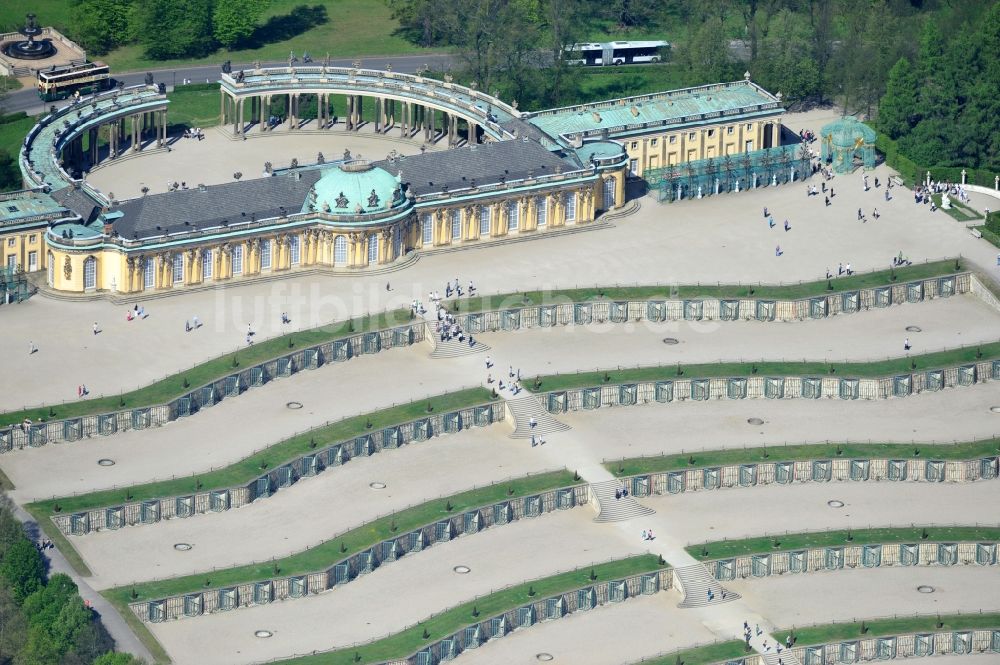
[756,300,776,321]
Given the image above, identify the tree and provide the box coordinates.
[213,0,270,49]
[0,538,45,602]
[137,0,214,60]
[94,653,145,665]
[877,57,918,138]
[71,0,136,56]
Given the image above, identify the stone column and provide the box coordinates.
[354,96,362,129]
[375,98,382,133]
[89,128,98,165]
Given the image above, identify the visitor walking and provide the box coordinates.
[775,245,782,257]
[93,322,100,335]
[28,341,36,355]
[904,337,911,351]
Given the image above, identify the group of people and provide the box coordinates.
[485,358,523,396]
[182,128,205,140]
[125,304,147,321]
[742,621,794,662]
[166,181,190,192]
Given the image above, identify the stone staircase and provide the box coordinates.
[588,479,656,523]
[505,395,571,439]
[674,563,740,608]
[761,651,802,665]
[428,337,490,359]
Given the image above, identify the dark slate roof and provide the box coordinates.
[112,171,321,240]
[50,186,102,224]
[374,139,581,197]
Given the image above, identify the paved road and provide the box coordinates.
[1,53,458,115]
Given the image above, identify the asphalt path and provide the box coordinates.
[2,52,458,115]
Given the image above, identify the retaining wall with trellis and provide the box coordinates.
[710,541,1000,582]
[616,456,1000,498]
[0,324,424,452]
[55,401,505,536]
[130,484,590,623]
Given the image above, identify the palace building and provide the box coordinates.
[6,67,783,295]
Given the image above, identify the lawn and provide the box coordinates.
[687,526,1000,561]
[0,1,74,34]
[931,194,982,223]
[606,439,1000,477]
[531,340,1000,393]
[164,83,222,131]
[98,0,429,73]
[104,469,579,605]
[0,112,34,160]
[446,259,961,312]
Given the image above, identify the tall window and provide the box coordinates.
[507,201,519,230]
[172,254,184,284]
[479,207,490,237]
[565,192,577,221]
[367,234,379,265]
[536,197,547,226]
[290,236,300,265]
[47,251,53,285]
[202,249,213,280]
[422,214,433,245]
[603,178,616,209]
[83,256,96,290]
[232,245,243,275]
[5,255,14,272]
[143,258,154,288]
[334,235,347,265]
[260,239,272,270]
[392,226,401,257]
[28,251,37,271]
[450,209,461,240]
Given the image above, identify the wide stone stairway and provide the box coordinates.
[588,479,656,523]
[505,395,571,439]
[428,337,490,359]
[674,563,741,608]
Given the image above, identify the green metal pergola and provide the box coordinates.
[646,144,811,203]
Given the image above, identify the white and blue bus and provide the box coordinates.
[565,40,669,66]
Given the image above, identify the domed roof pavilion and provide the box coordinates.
[305,161,407,217]
[820,116,877,174]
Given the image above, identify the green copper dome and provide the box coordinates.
[305,161,405,215]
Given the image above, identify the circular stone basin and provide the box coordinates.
[916,585,935,594]
[97,458,115,467]
[536,655,554,662]
[905,326,922,333]
[453,565,471,574]
[173,543,193,551]
[286,401,303,409]
[991,406,1000,414]
[747,418,764,426]
[254,630,274,638]
[827,500,845,508]
[369,482,387,490]
[662,337,680,345]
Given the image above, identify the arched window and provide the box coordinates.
[143,258,155,288]
[422,214,433,245]
[565,192,577,221]
[450,209,462,240]
[536,197,547,226]
[603,178,616,209]
[334,235,347,266]
[171,254,184,284]
[507,201,519,230]
[479,207,491,237]
[260,239,272,270]
[202,249,213,280]
[392,226,401,258]
[367,234,379,265]
[289,236,300,265]
[83,256,97,290]
[232,245,243,275]
[47,252,53,286]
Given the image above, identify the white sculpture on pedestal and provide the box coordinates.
[942,192,952,210]
[697,185,703,199]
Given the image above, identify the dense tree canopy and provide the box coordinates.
[0,499,132,665]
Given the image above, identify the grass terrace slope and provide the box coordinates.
[606,439,1000,477]
[688,526,1000,561]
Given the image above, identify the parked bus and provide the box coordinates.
[37,61,112,101]
[565,40,669,66]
